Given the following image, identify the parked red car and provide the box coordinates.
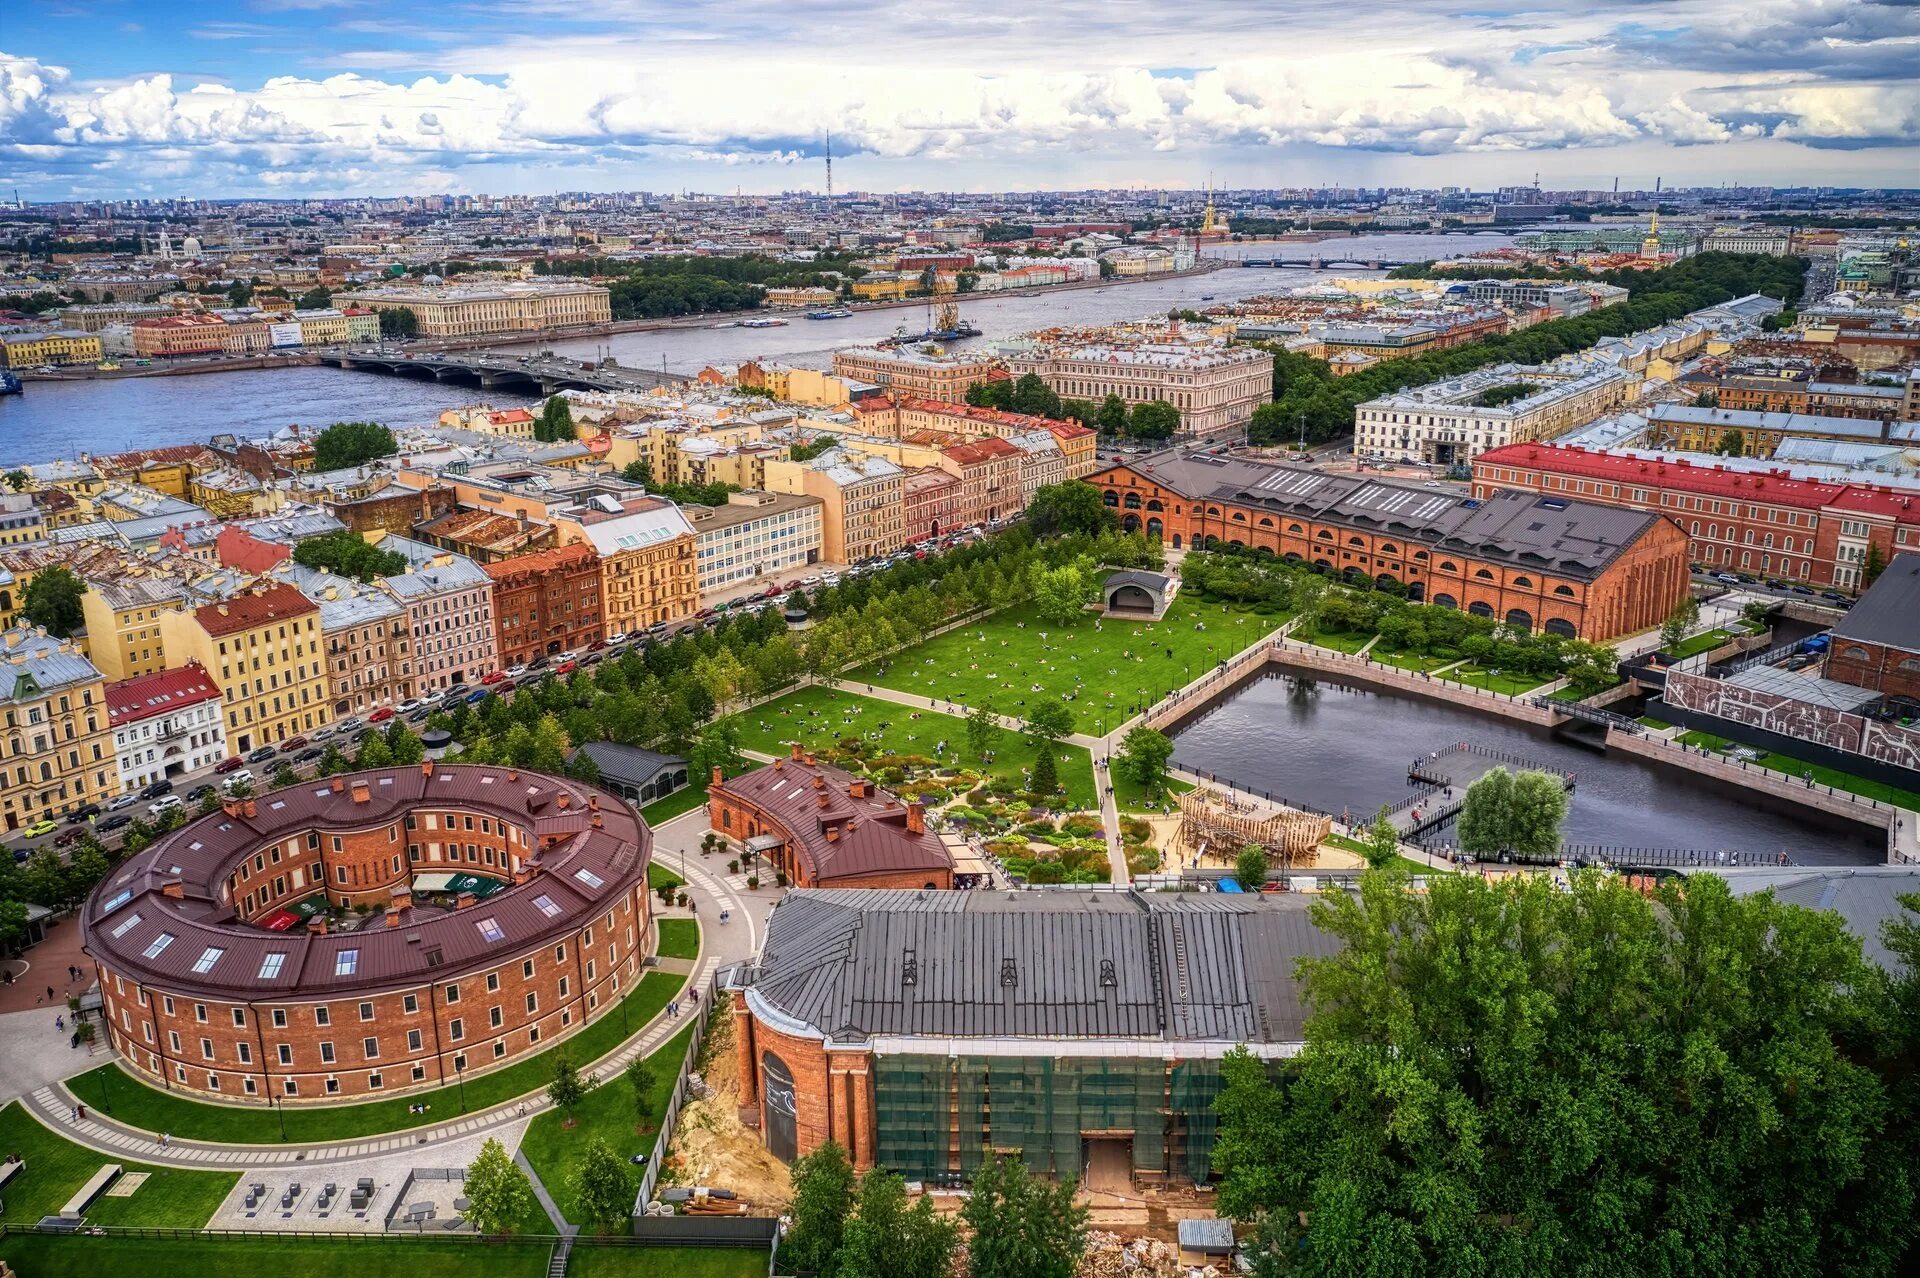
[482,670,508,685]
[554,659,577,675]
[214,757,245,773]
[368,707,395,723]
[283,736,309,750]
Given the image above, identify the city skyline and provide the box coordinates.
[4,0,1918,201]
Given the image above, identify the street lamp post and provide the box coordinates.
[455,1058,468,1114]
[274,1093,287,1142]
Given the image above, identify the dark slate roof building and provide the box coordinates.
[1830,552,1920,654]
[570,742,688,806]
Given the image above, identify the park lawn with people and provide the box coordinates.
[0,1101,237,1227]
[850,596,1281,736]
[64,972,688,1144]
[1445,663,1552,696]
[727,687,1098,810]
[519,1021,696,1231]
[1110,769,1191,814]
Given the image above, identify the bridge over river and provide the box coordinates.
[331,350,686,396]
[1234,256,1423,270]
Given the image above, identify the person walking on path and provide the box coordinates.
[160,1132,170,1148]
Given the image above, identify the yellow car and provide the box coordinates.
[23,818,58,838]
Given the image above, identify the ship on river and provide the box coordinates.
[0,372,23,397]
[879,301,981,347]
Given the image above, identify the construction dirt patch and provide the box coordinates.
[659,1012,792,1212]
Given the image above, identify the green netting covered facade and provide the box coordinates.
[873,1053,1228,1185]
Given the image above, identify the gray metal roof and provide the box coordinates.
[742,889,1339,1047]
[0,627,103,703]
[571,742,686,788]
[1721,866,1920,971]
[1830,552,1920,654]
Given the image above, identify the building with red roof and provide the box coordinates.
[106,662,228,791]
[157,583,328,753]
[484,543,604,666]
[708,748,954,891]
[214,524,293,575]
[1473,442,1920,592]
[938,435,1025,527]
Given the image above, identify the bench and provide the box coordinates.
[60,1163,122,1219]
[0,1158,24,1191]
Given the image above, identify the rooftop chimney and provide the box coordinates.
[331,776,345,794]
[307,915,328,935]
[772,757,784,772]
[849,779,872,799]
[556,792,570,811]
[711,764,725,786]
[349,782,370,805]
[384,907,402,929]
[817,792,830,810]
[455,890,476,911]
[421,760,434,777]
[825,824,840,842]
[160,879,184,899]
[789,743,802,761]
[906,802,926,836]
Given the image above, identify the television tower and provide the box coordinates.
[824,130,833,201]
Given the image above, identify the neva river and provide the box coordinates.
[0,232,1509,466]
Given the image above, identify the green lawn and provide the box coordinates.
[640,780,709,825]
[728,687,1097,809]
[1677,731,1920,811]
[1322,833,1440,875]
[1667,628,1736,660]
[1638,715,1672,729]
[1298,628,1375,654]
[1372,648,1453,673]
[1446,664,1549,696]
[0,1235,553,1278]
[568,1245,770,1278]
[1110,769,1191,814]
[654,919,700,960]
[0,1103,236,1227]
[850,597,1281,737]
[520,1021,696,1233]
[647,862,685,892]
[65,973,688,1145]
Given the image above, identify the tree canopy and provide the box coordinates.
[1116,726,1174,798]
[21,565,86,637]
[960,1154,1088,1278]
[1127,400,1180,441]
[463,1137,537,1236]
[291,529,408,582]
[310,420,398,471]
[1455,766,1568,857]
[534,395,576,443]
[1212,870,1920,1277]
[1025,481,1114,540]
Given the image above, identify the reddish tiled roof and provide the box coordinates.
[215,525,293,574]
[193,582,318,637]
[896,396,1077,432]
[716,756,952,885]
[1476,443,1920,525]
[943,436,1023,465]
[484,543,599,583]
[106,662,222,726]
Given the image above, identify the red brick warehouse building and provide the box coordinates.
[484,543,605,667]
[707,748,954,890]
[82,763,653,1102]
[1090,453,1689,641]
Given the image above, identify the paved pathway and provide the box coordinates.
[25,809,758,1170]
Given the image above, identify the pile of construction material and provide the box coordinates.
[1078,1231,1226,1277]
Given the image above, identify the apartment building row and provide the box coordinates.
[128,306,380,359]
[1472,442,1920,593]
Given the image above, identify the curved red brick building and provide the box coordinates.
[82,763,652,1102]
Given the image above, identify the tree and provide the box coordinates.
[1714,427,1746,456]
[356,731,393,768]
[3,470,27,492]
[571,1137,636,1230]
[782,1139,857,1277]
[226,280,253,307]
[965,699,1000,763]
[535,395,576,444]
[1115,727,1174,799]
[1363,805,1400,870]
[292,529,408,582]
[1008,373,1062,420]
[376,306,419,338]
[296,286,333,310]
[689,720,744,783]
[622,458,654,486]
[21,565,85,637]
[839,1169,960,1278]
[1455,766,1568,856]
[310,421,398,471]
[1030,562,1092,627]
[623,1055,657,1129]
[1659,595,1701,655]
[1096,393,1129,436]
[463,1137,538,1236]
[315,742,351,777]
[0,899,30,953]
[1025,482,1114,539]
[960,1153,1088,1278]
[1024,700,1075,745]
[1212,870,1917,1277]
[1127,400,1180,441]
[566,748,602,786]
[1865,540,1888,587]
[1029,746,1059,798]
[1233,845,1268,891]
[546,1057,597,1124]
[385,721,425,766]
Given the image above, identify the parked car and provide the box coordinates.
[23,818,59,838]
[295,748,324,764]
[336,716,364,734]
[480,672,507,686]
[98,814,133,834]
[283,736,308,751]
[1712,573,1739,585]
[53,826,85,847]
[148,795,184,817]
[107,792,142,811]
[605,632,629,646]
[368,707,395,724]
[70,802,101,821]
[247,746,277,763]
[314,724,337,741]
[141,778,175,799]
[504,664,528,679]
[187,784,216,802]
[398,698,427,713]
[553,659,576,675]
[214,756,246,773]
[1819,590,1848,604]
[465,688,491,704]
[1790,585,1815,595]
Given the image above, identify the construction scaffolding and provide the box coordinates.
[1173,785,1328,869]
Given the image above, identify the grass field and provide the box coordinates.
[654,919,700,960]
[1372,649,1454,674]
[728,687,1097,809]
[1110,769,1191,814]
[1677,731,1920,811]
[1445,664,1549,696]
[1668,627,1736,660]
[1322,834,1437,876]
[520,1021,696,1232]
[1297,627,1374,654]
[0,1103,237,1228]
[647,862,685,892]
[851,597,1281,737]
[0,1234,554,1278]
[65,972,687,1145]
[567,1245,770,1277]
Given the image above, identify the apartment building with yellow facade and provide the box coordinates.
[0,626,117,831]
[158,583,330,755]
[763,450,905,563]
[0,330,104,369]
[348,281,612,337]
[560,497,699,636]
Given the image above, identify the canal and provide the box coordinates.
[1170,668,1884,866]
[0,232,1509,465]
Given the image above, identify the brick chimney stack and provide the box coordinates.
[906,802,926,836]
[711,765,724,786]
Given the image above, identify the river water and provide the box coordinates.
[1170,669,1884,866]
[0,232,1508,465]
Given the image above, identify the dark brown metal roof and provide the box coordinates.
[81,764,650,999]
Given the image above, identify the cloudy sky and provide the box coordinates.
[3,0,1917,200]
